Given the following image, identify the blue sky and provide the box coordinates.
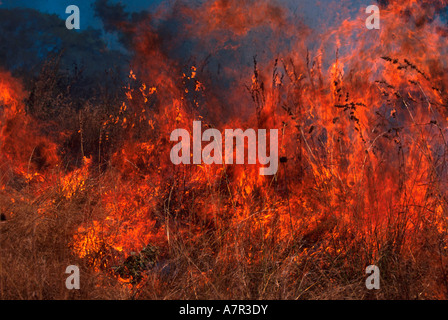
[0,0,163,29]
[0,0,379,31]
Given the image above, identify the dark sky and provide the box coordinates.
[0,0,164,29]
[0,0,380,32]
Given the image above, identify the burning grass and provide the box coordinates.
[1,0,448,300]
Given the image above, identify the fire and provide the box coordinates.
[2,0,448,298]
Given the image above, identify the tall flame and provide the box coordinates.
[2,0,448,297]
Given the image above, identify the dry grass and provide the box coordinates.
[1,175,447,300]
[1,52,448,300]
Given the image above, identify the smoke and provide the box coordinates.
[93,0,130,33]
[89,0,448,125]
